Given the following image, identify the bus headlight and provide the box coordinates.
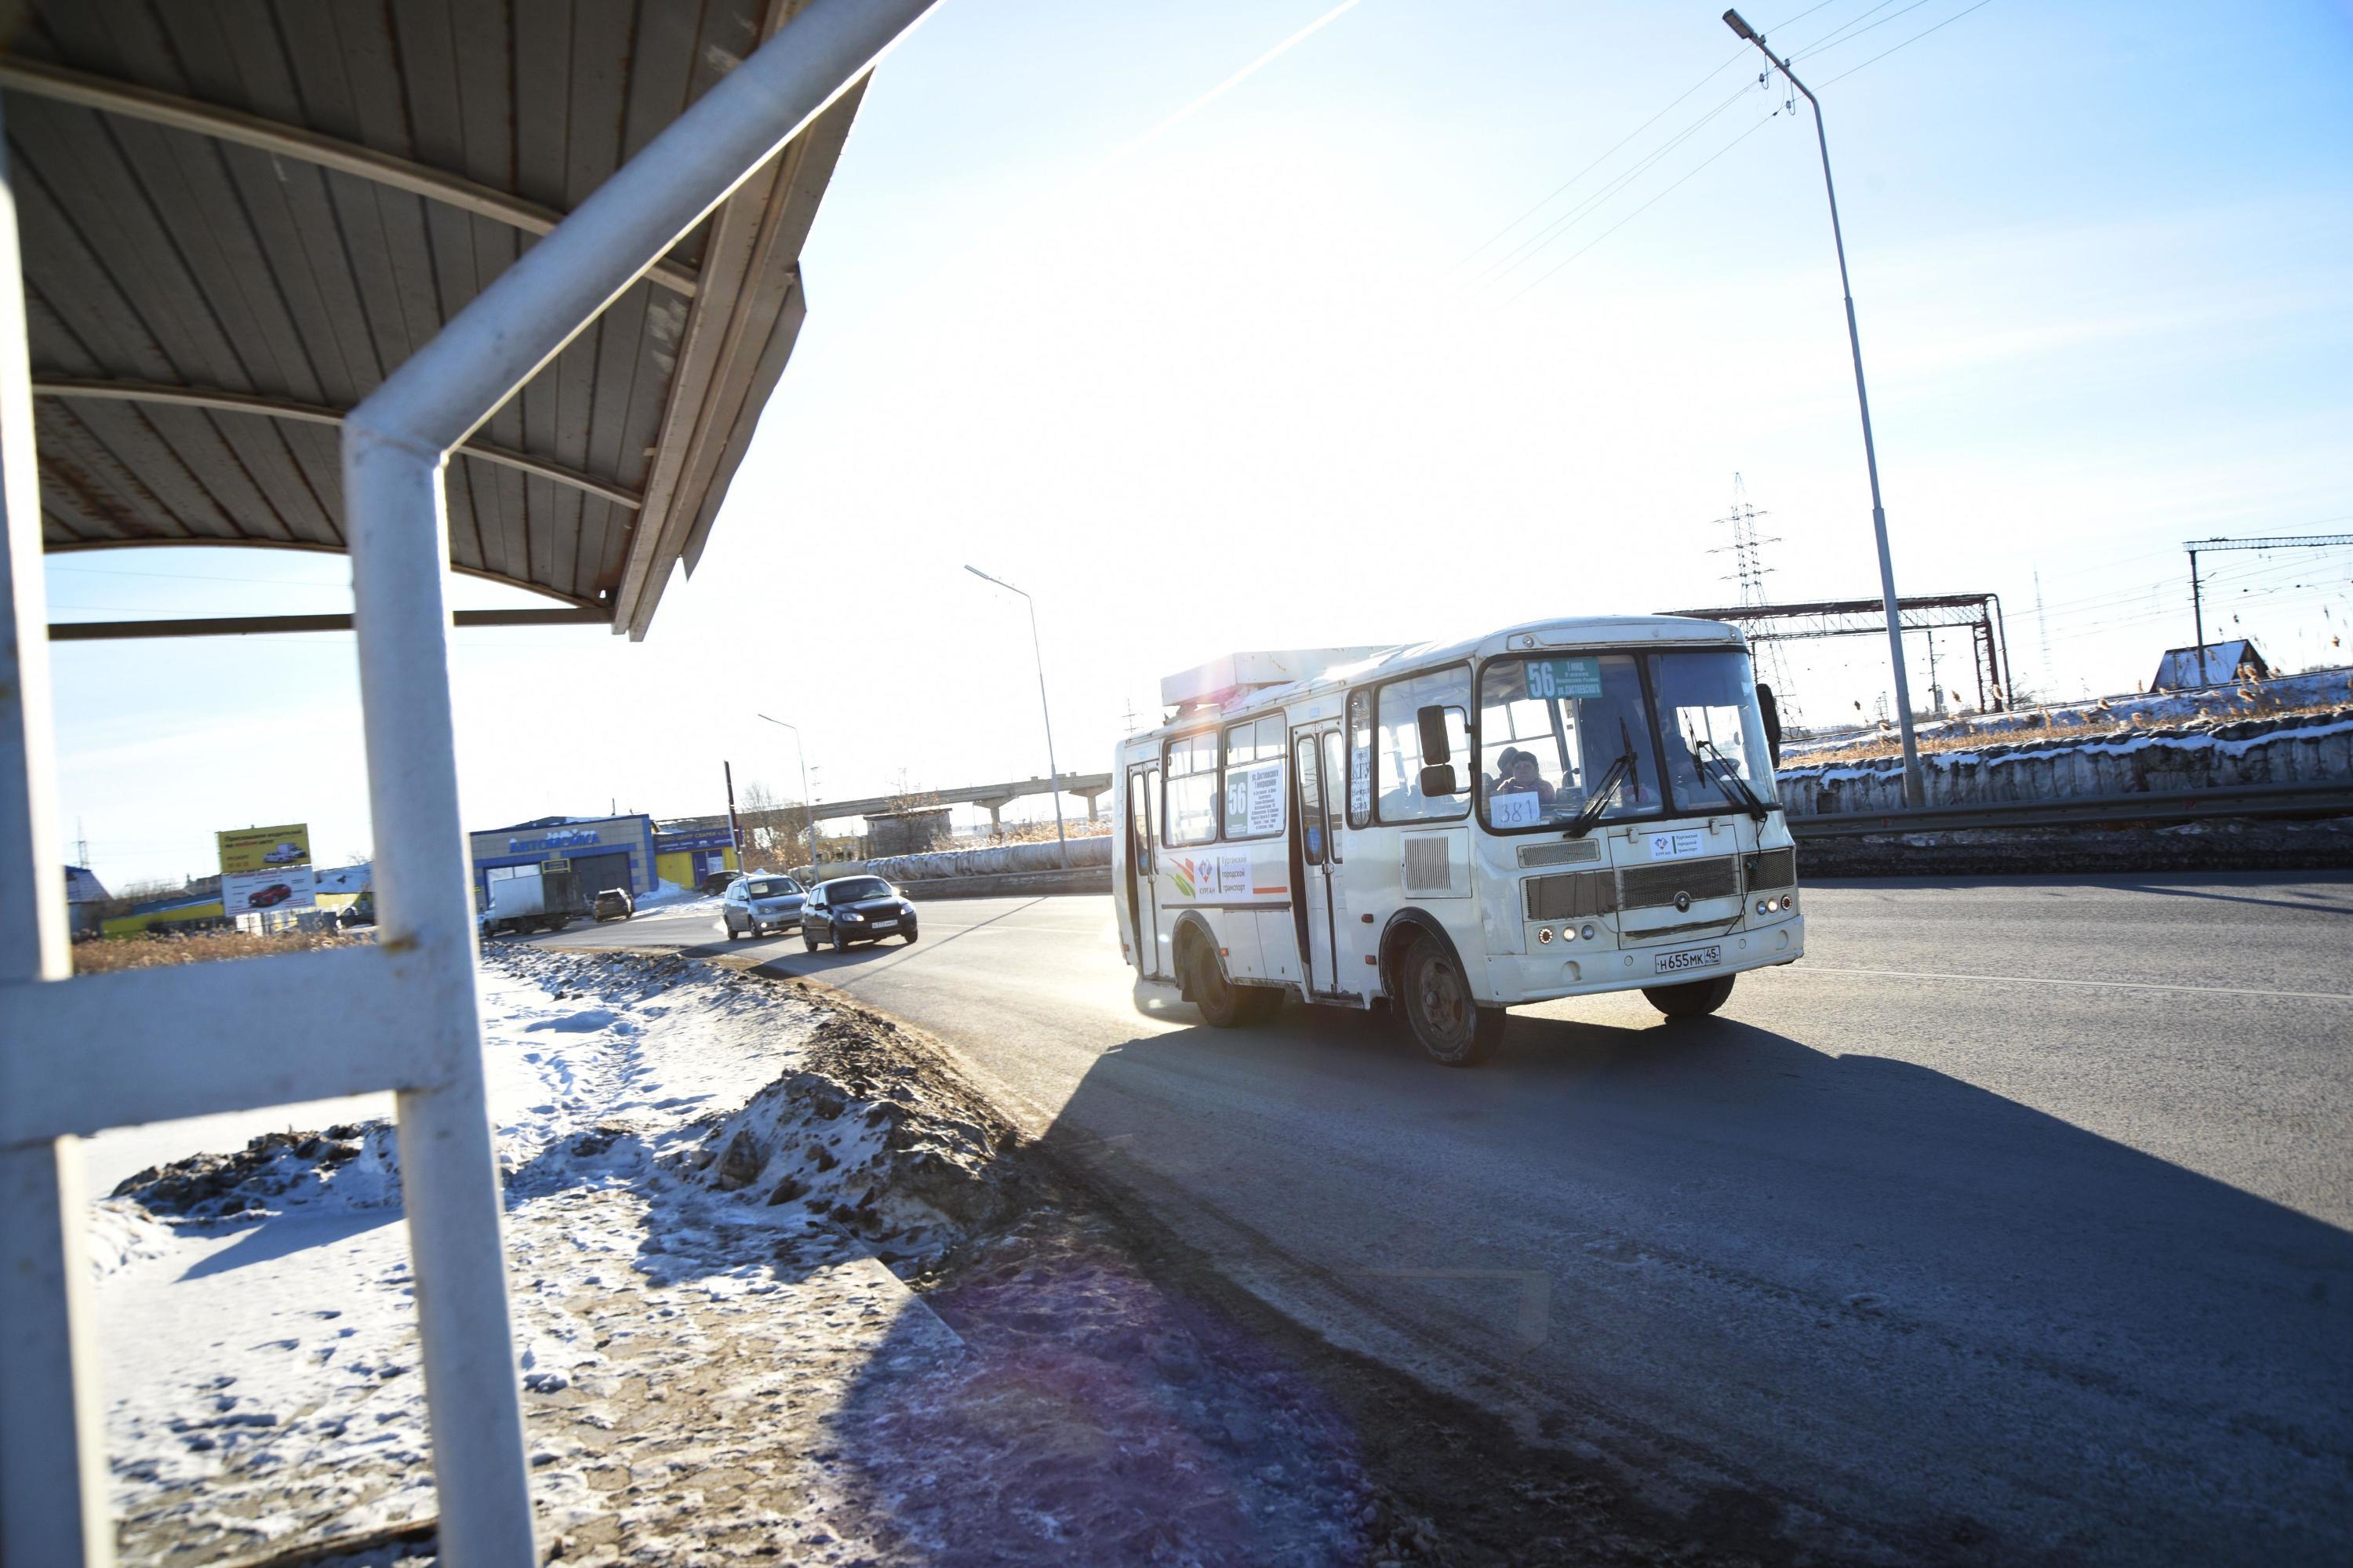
[1538,927,1555,944]
[1755,900,1769,916]
[1580,923,1597,942]
[1780,895,1794,911]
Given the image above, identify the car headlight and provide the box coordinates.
[841,911,864,922]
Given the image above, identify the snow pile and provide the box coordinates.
[630,878,716,911]
[1781,707,2353,816]
[111,1124,404,1222]
[676,1009,1025,1268]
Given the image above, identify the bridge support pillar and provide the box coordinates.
[973,795,1016,841]
[1073,785,1109,821]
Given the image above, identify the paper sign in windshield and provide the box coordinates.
[1526,657,1603,701]
[1489,790,1546,828]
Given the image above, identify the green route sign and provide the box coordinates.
[1525,657,1602,701]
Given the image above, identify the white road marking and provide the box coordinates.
[1791,964,2353,1003]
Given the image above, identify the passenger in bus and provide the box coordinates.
[1491,748,1557,805]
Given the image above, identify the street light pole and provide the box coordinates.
[1724,9,1926,807]
[965,565,1071,869]
[754,714,818,878]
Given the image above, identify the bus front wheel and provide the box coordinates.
[1643,973,1737,1019]
[1401,936,1504,1067]
[1183,934,1245,1028]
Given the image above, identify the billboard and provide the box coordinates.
[223,865,315,914]
[219,824,312,875]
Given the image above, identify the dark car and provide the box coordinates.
[592,887,634,922]
[802,875,917,952]
[700,868,744,896]
[723,874,805,939]
[338,891,376,927]
[248,882,293,908]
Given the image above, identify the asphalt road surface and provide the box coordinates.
[527,875,2353,1565]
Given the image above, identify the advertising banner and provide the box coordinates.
[219,824,312,875]
[224,865,316,913]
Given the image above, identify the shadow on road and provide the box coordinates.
[982,995,2353,1565]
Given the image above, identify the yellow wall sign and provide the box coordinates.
[218,824,311,875]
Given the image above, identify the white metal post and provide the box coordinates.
[339,1,937,1547]
[0,92,115,1568]
[342,431,536,1563]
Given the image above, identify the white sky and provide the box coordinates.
[42,0,2353,890]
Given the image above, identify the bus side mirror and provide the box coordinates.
[1756,682,1783,767]
[1419,763,1459,797]
[1415,704,1452,766]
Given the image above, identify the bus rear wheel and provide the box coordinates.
[1643,973,1737,1018]
[1401,936,1504,1067]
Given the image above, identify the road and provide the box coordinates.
[526,875,2353,1565]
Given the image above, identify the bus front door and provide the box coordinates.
[1126,763,1165,977]
[1292,725,1344,997]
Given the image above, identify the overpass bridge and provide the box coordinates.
[676,770,1117,842]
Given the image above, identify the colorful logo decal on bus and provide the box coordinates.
[1169,857,1198,898]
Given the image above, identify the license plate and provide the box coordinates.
[870,919,896,931]
[1654,944,1721,976]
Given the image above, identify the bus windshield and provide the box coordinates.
[1475,647,1777,831]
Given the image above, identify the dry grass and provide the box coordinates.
[74,926,369,976]
[1788,697,2353,769]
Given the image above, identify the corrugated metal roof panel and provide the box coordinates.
[5,0,859,635]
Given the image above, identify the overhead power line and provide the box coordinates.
[1449,0,1853,278]
[1794,0,1936,60]
[1820,0,1998,86]
[1507,117,1774,300]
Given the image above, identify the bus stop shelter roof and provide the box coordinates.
[4,0,860,639]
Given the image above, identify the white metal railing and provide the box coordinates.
[0,2,936,1561]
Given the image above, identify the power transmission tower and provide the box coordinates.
[1710,475,1801,723]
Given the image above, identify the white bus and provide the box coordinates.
[1110,617,1803,1065]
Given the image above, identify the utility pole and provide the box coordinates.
[2188,546,2206,682]
[1724,9,1925,806]
[722,761,743,866]
[2181,533,2353,686]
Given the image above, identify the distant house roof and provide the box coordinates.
[2152,639,2271,691]
[64,864,108,904]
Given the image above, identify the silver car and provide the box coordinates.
[722,873,805,940]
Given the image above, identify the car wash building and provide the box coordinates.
[470,815,657,904]
[470,813,741,903]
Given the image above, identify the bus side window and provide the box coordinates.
[1346,689,1373,828]
[1375,665,1471,823]
[1165,733,1219,845]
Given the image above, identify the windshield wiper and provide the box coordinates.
[1690,737,1771,821]
[1563,751,1634,839]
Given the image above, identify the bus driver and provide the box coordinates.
[1491,747,1558,805]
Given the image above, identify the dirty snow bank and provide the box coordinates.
[97,948,1377,1568]
[677,1009,1024,1268]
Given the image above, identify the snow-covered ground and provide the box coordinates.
[93,952,831,1561]
[92,950,1373,1566]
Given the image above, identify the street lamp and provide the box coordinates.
[965,564,1071,868]
[1724,8,1927,807]
[754,714,819,877]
